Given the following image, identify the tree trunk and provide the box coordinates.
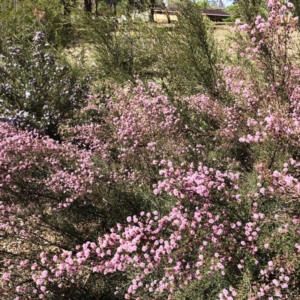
[84,0,93,12]
[112,0,117,16]
[95,0,99,15]
[150,0,155,22]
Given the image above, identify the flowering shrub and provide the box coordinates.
[1,1,300,300]
[0,32,90,140]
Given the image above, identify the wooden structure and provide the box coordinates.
[153,5,179,23]
[201,9,230,22]
[153,6,230,24]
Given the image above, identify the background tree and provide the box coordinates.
[84,0,93,12]
[210,0,225,9]
[233,0,266,23]
[197,0,212,9]
[197,0,225,9]
[225,3,240,20]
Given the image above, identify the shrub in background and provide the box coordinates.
[234,0,268,23]
[81,14,169,84]
[165,1,222,98]
[0,0,79,50]
[81,0,222,97]
[0,32,90,140]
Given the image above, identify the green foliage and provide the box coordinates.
[291,0,300,30]
[167,1,221,97]
[0,33,90,140]
[81,0,222,97]
[225,4,240,19]
[234,0,267,23]
[197,0,212,9]
[0,0,80,50]
[83,15,163,82]
[222,17,236,22]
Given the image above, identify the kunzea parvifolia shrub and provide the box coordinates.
[0,32,90,140]
[1,1,300,300]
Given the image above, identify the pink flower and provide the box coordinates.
[274,288,282,297]
[153,189,159,195]
[268,261,273,267]
[2,273,10,281]
[41,270,48,278]
[40,286,46,292]
[272,279,279,287]
[36,278,44,285]
[260,187,265,195]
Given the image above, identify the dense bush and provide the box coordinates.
[0,0,79,50]
[0,32,90,140]
[1,1,300,300]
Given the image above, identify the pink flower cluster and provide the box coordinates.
[1,2,300,299]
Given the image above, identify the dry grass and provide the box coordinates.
[65,25,234,61]
[214,25,234,43]
[64,24,300,71]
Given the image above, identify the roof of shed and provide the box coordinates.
[201,9,231,17]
